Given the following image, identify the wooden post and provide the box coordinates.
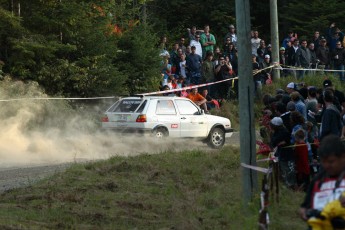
[270,0,280,80]
[235,0,258,203]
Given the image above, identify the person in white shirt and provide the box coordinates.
[179,54,187,78]
[190,35,203,57]
[251,30,261,56]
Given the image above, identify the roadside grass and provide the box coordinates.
[0,145,306,229]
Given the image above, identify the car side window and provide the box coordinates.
[136,100,147,113]
[175,100,199,115]
[156,100,176,115]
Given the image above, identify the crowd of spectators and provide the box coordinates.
[159,22,345,101]
[158,23,345,228]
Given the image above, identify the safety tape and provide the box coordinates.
[0,96,115,102]
[282,142,318,149]
[256,157,276,162]
[241,163,271,174]
[279,64,345,72]
[139,78,239,96]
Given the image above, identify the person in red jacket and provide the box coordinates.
[294,129,310,191]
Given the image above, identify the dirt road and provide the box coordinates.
[0,132,243,193]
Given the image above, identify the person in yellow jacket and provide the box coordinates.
[308,191,345,229]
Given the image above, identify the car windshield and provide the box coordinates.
[112,99,142,113]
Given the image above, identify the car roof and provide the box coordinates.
[121,96,187,100]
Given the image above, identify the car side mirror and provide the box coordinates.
[200,109,205,115]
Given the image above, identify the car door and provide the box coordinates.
[174,99,208,137]
[154,99,181,137]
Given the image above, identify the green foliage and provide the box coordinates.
[280,0,345,37]
[116,24,162,94]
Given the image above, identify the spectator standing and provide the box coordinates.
[224,24,237,48]
[282,31,297,49]
[185,45,192,57]
[179,37,187,54]
[279,47,288,77]
[186,46,202,85]
[252,54,262,97]
[305,87,318,124]
[200,25,216,59]
[294,129,310,191]
[251,30,261,56]
[331,41,345,81]
[169,42,180,75]
[259,54,272,85]
[270,117,296,189]
[316,36,330,69]
[190,35,202,58]
[295,39,310,79]
[320,89,342,140]
[308,43,318,69]
[287,39,299,66]
[187,26,203,41]
[291,91,307,120]
[275,102,292,132]
[215,56,232,99]
[202,51,215,94]
[257,40,268,63]
[311,31,321,51]
[179,54,187,80]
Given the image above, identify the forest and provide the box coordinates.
[0,0,344,97]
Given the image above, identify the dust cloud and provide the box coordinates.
[0,79,203,168]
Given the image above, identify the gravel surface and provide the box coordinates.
[0,132,247,193]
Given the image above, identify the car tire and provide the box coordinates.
[152,127,168,139]
[207,127,225,149]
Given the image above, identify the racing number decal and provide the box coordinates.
[171,124,178,128]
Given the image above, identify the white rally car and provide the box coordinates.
[101,96,233,148]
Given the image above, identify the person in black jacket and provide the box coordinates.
[270,117,296,189]
[331,41,345,81]
[320,89,342,140]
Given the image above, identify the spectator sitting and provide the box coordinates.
[187,87,208,113]
[201,88,220,110]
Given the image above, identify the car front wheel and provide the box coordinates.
[207,127,225,149]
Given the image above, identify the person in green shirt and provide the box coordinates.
[200,25,216,59]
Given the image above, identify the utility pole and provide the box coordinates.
[235,0,257,203]
[270,0,280,80]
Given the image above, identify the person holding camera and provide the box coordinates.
[215,56,233,100]
[299,135,345,229]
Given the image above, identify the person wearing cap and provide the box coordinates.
[251,30,261,56]
[224,24,237,48]
[258,54,272,86]
[316,36,330,69]
[282,30,297,49]
[200,24,216,59]
[270,116,296,189]
[186,45,202,85]
[279,47,289,77]
[287,39,300,67]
